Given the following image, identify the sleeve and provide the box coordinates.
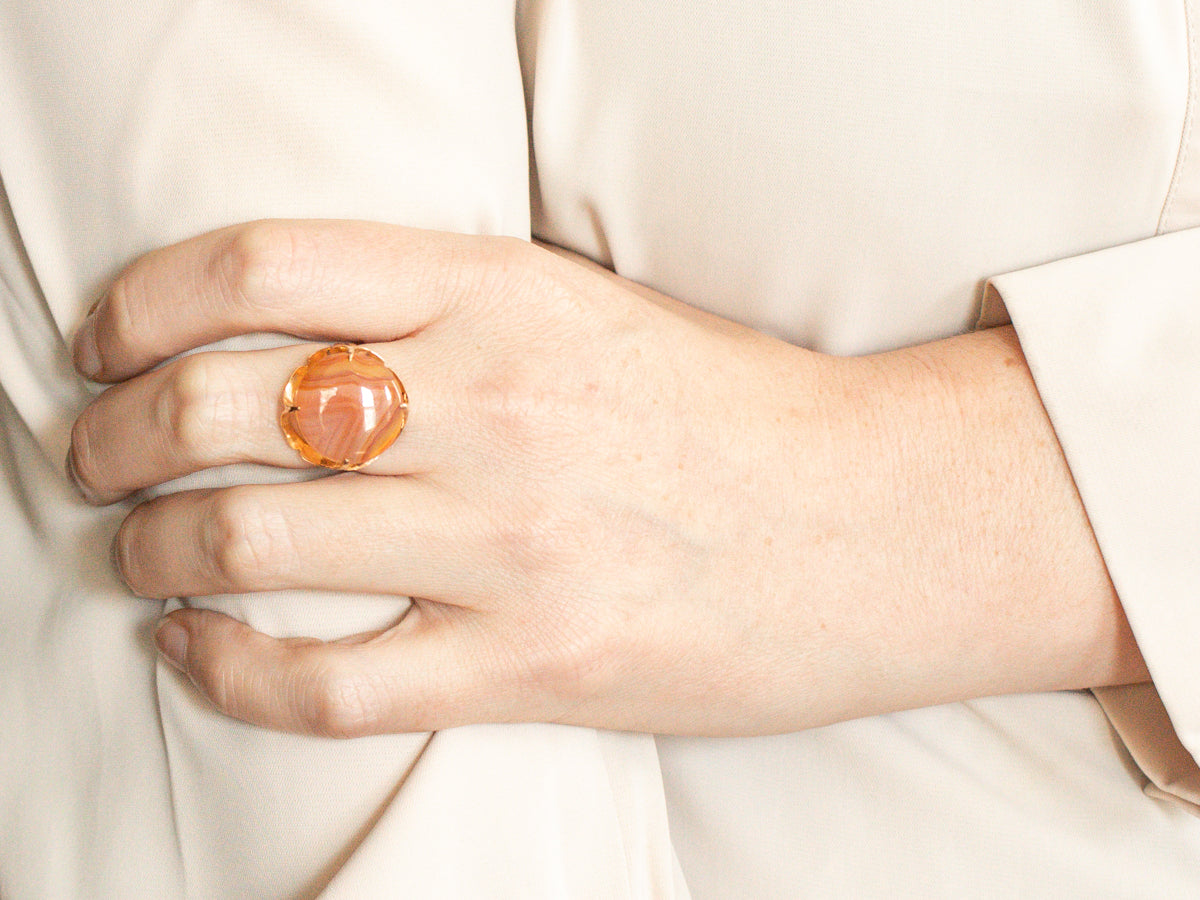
[978,226,1200,813]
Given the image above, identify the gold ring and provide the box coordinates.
[280,344,408,471]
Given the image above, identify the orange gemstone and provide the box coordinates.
[280,345,408,470]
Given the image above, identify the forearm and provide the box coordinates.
[781,324,1148,729]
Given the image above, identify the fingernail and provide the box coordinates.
[155,618,189,672]
[110,526,126,580]
[64,446,99,505]
[73,318,101,379]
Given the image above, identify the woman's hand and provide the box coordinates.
[67,220,1147,737]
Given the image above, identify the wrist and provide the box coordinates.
[777,328,1147,731]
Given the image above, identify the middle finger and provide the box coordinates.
[116,474,491,602]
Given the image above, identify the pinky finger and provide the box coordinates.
[154,603,512,736]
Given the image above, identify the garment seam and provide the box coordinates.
[1157,0,1198,233]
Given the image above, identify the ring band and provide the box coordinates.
[280,344,408,471]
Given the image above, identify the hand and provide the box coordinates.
[68,220,1147,737]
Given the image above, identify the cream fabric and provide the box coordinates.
[2,0,1200,897]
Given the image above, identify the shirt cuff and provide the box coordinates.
[979,227,1200,813]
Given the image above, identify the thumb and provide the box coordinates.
[155,603,505,736]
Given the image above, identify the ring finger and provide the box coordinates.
[68,341,455,503]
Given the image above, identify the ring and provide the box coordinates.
[280,344,408,471]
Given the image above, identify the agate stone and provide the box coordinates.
[280,344,408,470]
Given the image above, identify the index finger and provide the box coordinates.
[72,220,510,382]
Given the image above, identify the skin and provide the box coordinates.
[67,219,1149,738]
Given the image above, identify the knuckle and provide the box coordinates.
[104,276,151,357]
[305,661,386,738]
[479,234,535,272]
[488,498,587,584]
[218,221,312,313]
[157,355,251,465]
[519,610,617,706]
[468,356,560,448]
[468,236,539,307]
[490,502,556,573]
[180,618,263,723]
[157,355,215,464]
[202,488,293,591]
[424,233,535,323]
[480,236,587,317]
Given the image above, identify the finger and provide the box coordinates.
[116,476,491,603]
[154,603,518,735]
[73,219,524,382]
[68,340,454,503]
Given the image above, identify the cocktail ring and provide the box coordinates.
[280,344,408,471]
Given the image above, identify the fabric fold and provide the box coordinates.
[983,227,1200,814]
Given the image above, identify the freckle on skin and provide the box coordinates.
[1004,356,1018,368]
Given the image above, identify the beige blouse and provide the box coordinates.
[1,0,1199,896]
